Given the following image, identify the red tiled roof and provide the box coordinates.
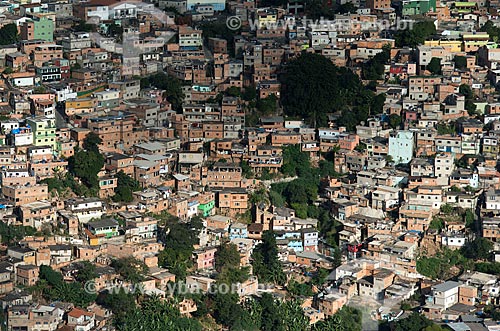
[68,307,94,318]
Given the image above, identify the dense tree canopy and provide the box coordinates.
[0,24,19,45]
[215,293,310,331]
[0,222,36,244]
[251,231,285,284]
[96,288,137,328]
[312,306,362,331]
[83,132,102,153]
[280,52,366,128]
[68,132,105,195]
[68,149,104,193]
[363,45,391,80]
[215,243,240,272]
[394,21,437,48]
[75,261,97,283]
[389,114,402,129]
[158,217,203,280]
[454,55,467,70]
[417,248,473,280]
[461,237,493,260]
[116,296,202,331]
[215,242,250,285]
[281,144,312,177]
[113,171,140,202]
[480,20,500,41]
[111,257,149,283]
[37,265,97,307]
[140,72,185,111]
[459,84,477,115]
[427,58,442,75]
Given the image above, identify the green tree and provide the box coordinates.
[39,265,96,307]
[74,21,95,32]
[140,72,185,111]
[212,292,245,327]
[111,257,149,283]
[269,190,285,207]
[0,222,37,245]
[242,85,257,101]
[480,20,500,41]
[280,52,365,127]
[336,2,358,14]
[313,306,362,331]
[215,242,240,272]
[259,293,282,331]
[107,23,123,39]
[391,312,433,331]
[440,203,454,214]
[389,114,402,129]
[461,237,493,260]
[75,261,97,283]
[33,85,47,94]
[371,93,386,114]
[429,217,444,232]
[475,262,500,274]
[251,231,285,284]
[96,288,137,327]
[311,268,329,286]
[279,299,310,331]
[114,296,202,331]
[158,218,201,280]
[464,209,475,230]
[68,149,104,193]
[39,265,63,287]
[256,94,277,115]
[454,55,467,70]
[427,57,442,75]
[0,24,19,45]
[113,171,140,202]
[436,123,456,135]
[363,44,391,80]
[394,21,437,47]
[459,84,474,99]
[287,279,314,296]
[417,248,469,279]
[83,132,102,153]
[281,144,312,177]
[225,86,241,97]
[241,160,253,179]
[312,313,344,331]
[459,84,477,115]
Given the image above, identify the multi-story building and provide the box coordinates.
[178,26,203,49]
[26,117,57,150]
[434,153,454,185]
[202,163,243,188]
[20,201,56,230]
[2,184,49,206]
[388,131,414,164]
[65,198,105,223]
[86,114,140,153]
[19,16,54,42]
[217,188,248,217]
[7,304,63,331]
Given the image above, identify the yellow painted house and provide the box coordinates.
[425,40,462,53]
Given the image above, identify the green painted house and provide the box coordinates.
[402,0,436,15]
[87,219,120,238]
[198,200,215,217]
